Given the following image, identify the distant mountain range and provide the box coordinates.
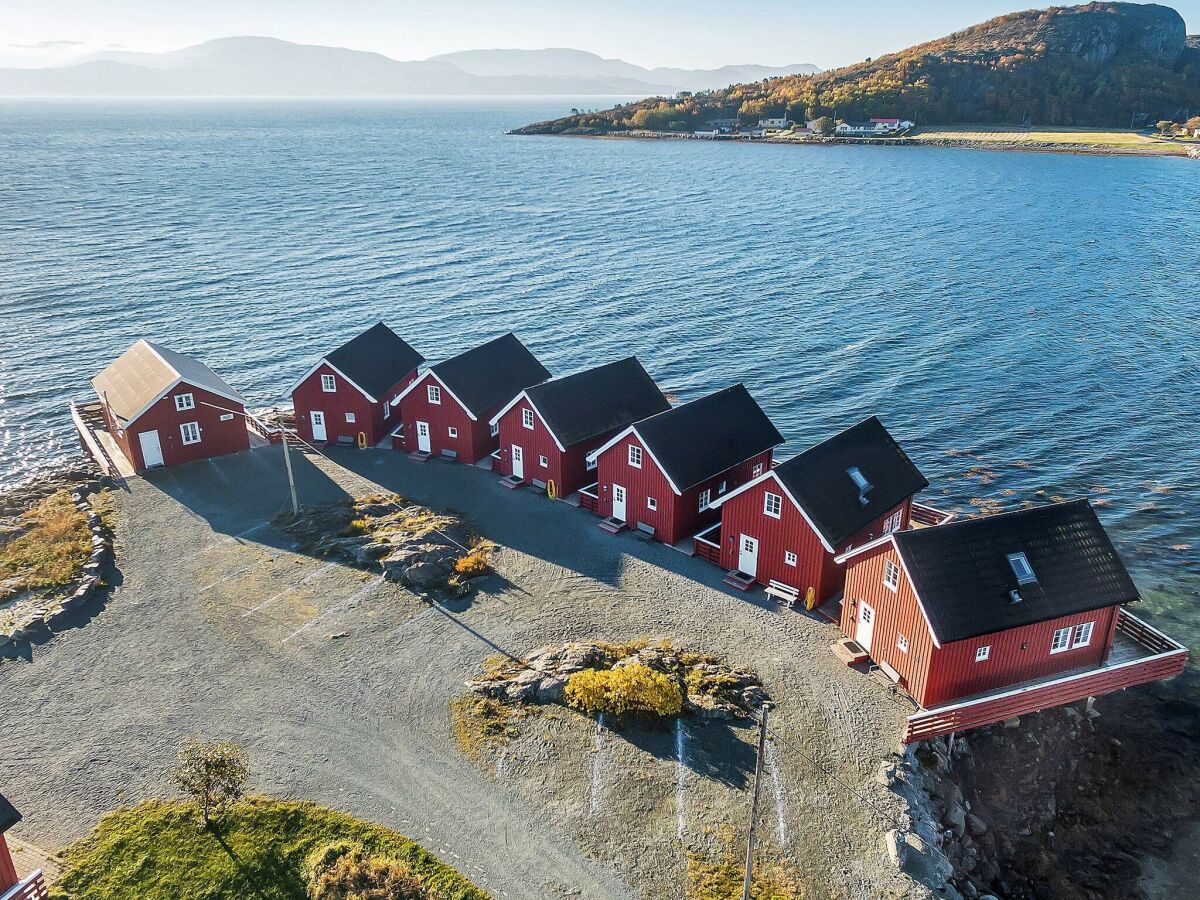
[0,38,819,97]
[517,2,1200,133]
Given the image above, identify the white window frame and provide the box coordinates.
[628,445,643,468]
[179,421,201,445]
[427,384,441,405]
[883,559,900,592]
[647,497,658,511]
[698,489,711,512]
[320,374,337,393]
[174,392,195,411]
[345,412,356,424]
[718,480,727,495]
[1008,552,1036,585]
[490,421,500,437]
[975,645,990,662]
[539,454,548,468]
[784,551,797,567]
[448,426,458,438]
[1050,627,1072,654]
[1073,621,1094,648]
[586,456,597,471]
[752,462,764,477]
[383,401,391,418]
[522,408,535,430]
[763,492,783,519]
[898,634,910,654]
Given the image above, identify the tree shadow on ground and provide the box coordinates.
[208,824,307,900]
[603,714,757,790]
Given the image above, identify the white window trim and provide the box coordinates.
[179,421,201,445]
[345,412,356,423]
[1073,622,1094,648]
[752,463,764,477]
[784,551,797,567]
[763,492,782,519]
[883,559,900,592]
[975,645,990,662]
[586,456,598,471]
[898,634,910,654]
[383,401,391,418]
[539,455,548,468]
[628,445,643,469]
[448,426,458,438]
[1050,627,1072,654]
[698,489,711,512]
[522,408,535,430]
[174,392,195,411]
[647,497,658,510]
[320,374,337,393]
[427,384,442,405]
[718,481,727,495]
[490,422,500,437]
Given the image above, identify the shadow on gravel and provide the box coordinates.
[1,564,125,663]
[599,716,756,789]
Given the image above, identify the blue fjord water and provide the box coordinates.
[0,97,1197,636]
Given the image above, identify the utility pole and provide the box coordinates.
[742,701,771,900]
[281,428,299,517]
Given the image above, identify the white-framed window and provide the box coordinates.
[522,408,535,430]
[647,497,658,510]
[1073,621,1094,648]
[1051,627,1072,654]
[898,634,910,654]
[174,392,195,411]
[539,455,548,468]
[752,462,764,477]
[883,559,900,592]
[448,426,458,438]
[883,509,903,535]
[383,401,391,418]
[179,421,201,445]
[345,412,356,423]
[698,489,711,512]
[763,492,783,519]
[975,645,990,662]
[628,444,643,468]
[320,374,337,393]
[490,421,500,437]
[784,551,797,567]
[1008,552,1037,585]
[718,481,727,495]
[427,384,441,405]
[586,456,597,471]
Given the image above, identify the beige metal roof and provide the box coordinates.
[91,339,245,426]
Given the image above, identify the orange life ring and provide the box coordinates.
[547,479,558,499]
[356,432,367,449]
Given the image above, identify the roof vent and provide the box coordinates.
[1007,552,1037,585]
[847,466,872,506]
[1009,589,1023,604]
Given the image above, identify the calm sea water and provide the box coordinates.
[1,98,1197,637]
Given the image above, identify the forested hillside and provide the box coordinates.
[516,3,1200,133]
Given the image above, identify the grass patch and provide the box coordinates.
[0,490,94,603]
[450,695,524,759]
[686,846,808,899]
[50,796,488,900]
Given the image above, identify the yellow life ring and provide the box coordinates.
[356,432,367,449]
[804,587,817,611]
[547,479,558,500]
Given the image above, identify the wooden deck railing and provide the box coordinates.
[693,523,722,565]
[1,872,49,900]
[577,484,599,514]
[910,501,956,528]
[246,412,293,445]
[69,399,122,481]
[903,609,1188,743]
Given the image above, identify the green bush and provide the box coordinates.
[564,663,683,718]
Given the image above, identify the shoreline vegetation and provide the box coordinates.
[510,124,1200,159]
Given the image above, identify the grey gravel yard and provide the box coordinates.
[0,445,923,899]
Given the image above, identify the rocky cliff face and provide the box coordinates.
[1007,3,1187,64]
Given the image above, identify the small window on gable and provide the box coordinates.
[752,462,764,477]
[427,384,441,405]
[784,551,797,567]
[345,412,356,423]
[539,455,548,468]
[975,645,990,662]
[586,456,597,471]
[647,497,658,510]
[763,492,783,519]
[320,374,336,393]
[883,559,900,591]
[448,426,458,438]
[490,422,499,437]
[628,445,643,468]
[1008,552,1036,585]
[698,489,711,512]
[174,392,195,411]
[718,481,727,495]
[898,634,910,654]
[522,408,535,430]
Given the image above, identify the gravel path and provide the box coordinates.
[0,445,921,898]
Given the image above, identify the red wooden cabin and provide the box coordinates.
[91,340,249,472]
[392,333,550,464]
[488,357,670,497]
[707,416,929,600]
[836,500,1188,742]
[290,322,424,448]
[1,792,47,897]
[585,384,784,546]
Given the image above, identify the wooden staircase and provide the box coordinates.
[597,516,626,535]
[498,474,524,490]
[721,569,756,592]
[407,450,431,463]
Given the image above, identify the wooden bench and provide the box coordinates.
[765,580,800,608]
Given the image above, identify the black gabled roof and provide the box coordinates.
[325,322,424,401]
[526,357,670,449]
[431,332,550,418]
[774,416,928,547]
[0,791,21,833]
[894,500,1139,644]
[635,384,784,491]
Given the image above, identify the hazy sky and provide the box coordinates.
[4,0,1199,70]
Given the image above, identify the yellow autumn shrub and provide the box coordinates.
[564,663,682,718]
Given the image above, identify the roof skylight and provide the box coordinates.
[1007,552,1037,585]
[847,466,872,505]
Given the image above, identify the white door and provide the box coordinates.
[511,445,524,479]
[311,411,327,442]
[857,601,876,651]
[138,430,164,468]
[612,484,627,522]
[416,421,431,453]
[738,534,759,579]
